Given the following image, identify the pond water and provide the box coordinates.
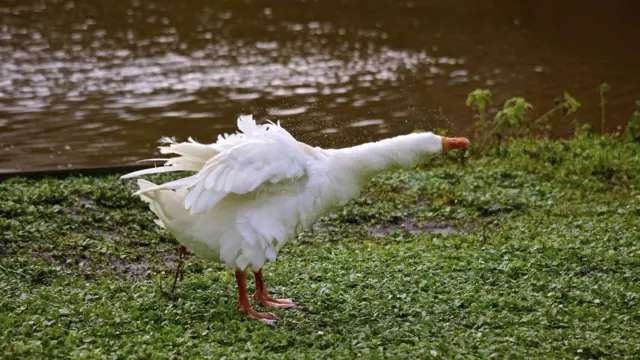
[1,0,639,172]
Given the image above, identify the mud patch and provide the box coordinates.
[70,229,118,244]
[303,217,457,239]
[108,256,154,281]
[369,219,456,237]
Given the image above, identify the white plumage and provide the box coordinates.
[121,114,468,323]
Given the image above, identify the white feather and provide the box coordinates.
[120,165,194,179]
[265,247,276,262]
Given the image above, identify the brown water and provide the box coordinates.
[1,0,639,172]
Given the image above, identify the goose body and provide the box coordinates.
[121,115,469,323]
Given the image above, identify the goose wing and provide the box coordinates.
[135,117,310,215]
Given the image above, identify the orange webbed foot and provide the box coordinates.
[253,294,298,309]
[239,306,280,325]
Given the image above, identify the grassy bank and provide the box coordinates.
[1,135,639,359]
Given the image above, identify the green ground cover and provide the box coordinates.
[1,135,639,359]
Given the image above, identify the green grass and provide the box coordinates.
[1,135,639,359]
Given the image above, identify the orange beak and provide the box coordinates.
[442,137,470,151]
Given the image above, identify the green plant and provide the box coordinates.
[493,97,532,153]
[466,89,493,143]
[466,89,493,125]
[628,100,640,142]
[573,119,594,138]
[530,92,581,135]
[434,127,450,137]
[495,97,533,132]
[466,89,494,151]
[562,91,582,115]
[599,83,610,133]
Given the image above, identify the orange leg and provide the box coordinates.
[235,270,279,325]
[253,269,297,309]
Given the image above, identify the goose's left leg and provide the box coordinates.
[253,269,297,308]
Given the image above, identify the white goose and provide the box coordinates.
[121,115,469,324]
